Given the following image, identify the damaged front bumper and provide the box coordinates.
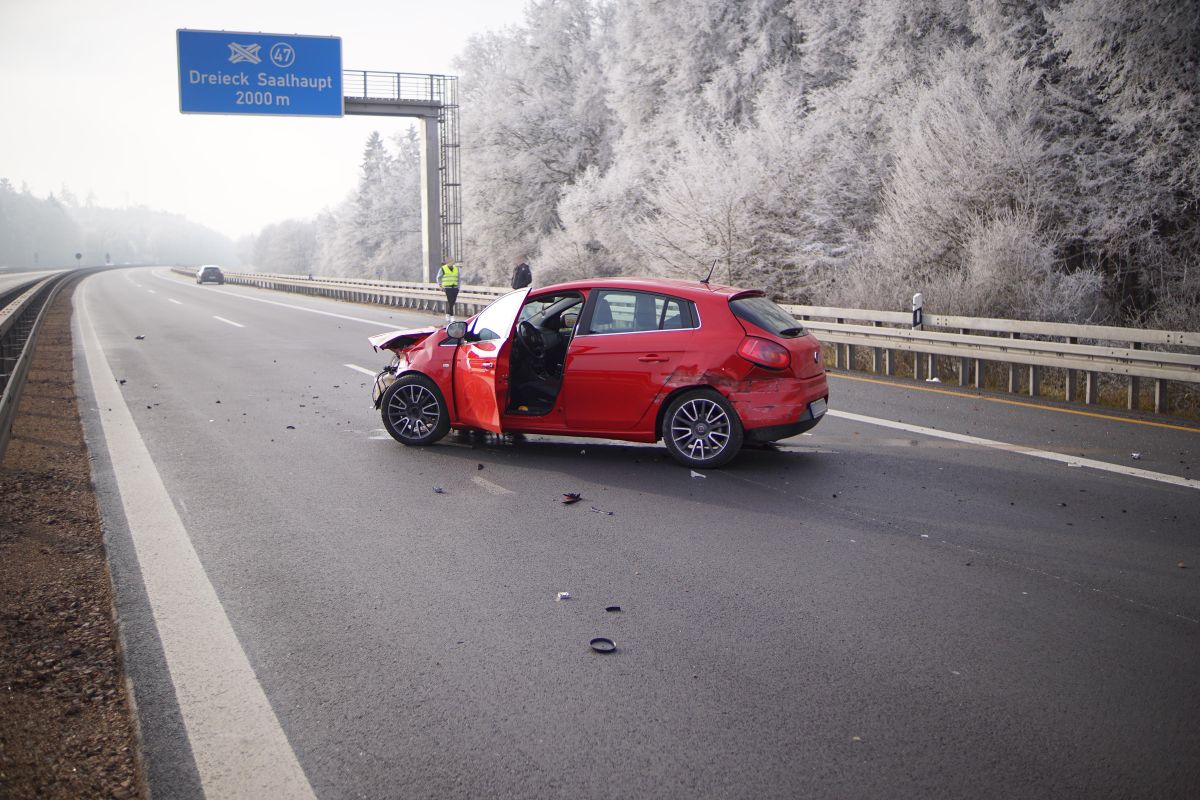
[370,357,405,408]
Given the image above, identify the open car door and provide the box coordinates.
[453,288,531,432]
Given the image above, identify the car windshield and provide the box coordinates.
[730,295,806,337]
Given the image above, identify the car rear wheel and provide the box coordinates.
[662,389,743,468]
[381,374,450,446]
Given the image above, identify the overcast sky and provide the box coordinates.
[0,0,527,238]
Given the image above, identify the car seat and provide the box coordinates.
[634,294,659,331]
[591,296,614,333]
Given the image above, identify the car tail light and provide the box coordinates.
[737,336,790,370]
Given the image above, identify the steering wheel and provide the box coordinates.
[517,320,547,361]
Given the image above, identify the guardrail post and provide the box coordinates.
[1029,364,1041,397]
[959,329,970,385]
[1085,372,1097,404]
[835,319,845,368]
[1128,342,1141,410]
[1154,379,1166,413]
[871,322,882,374]
[1065,337,1078,401]
[1008,333,1020,393]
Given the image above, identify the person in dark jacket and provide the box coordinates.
[511,258,532,290]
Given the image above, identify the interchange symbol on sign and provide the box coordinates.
[227,42,261,64]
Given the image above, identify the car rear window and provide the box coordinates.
[729,296,806,337]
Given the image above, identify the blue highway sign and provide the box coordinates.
[177,29,342,117]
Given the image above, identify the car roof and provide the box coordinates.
[533,277,761,302]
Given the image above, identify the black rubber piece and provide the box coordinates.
[589,637,616,653]
[605,605,621,612]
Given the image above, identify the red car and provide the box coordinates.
[368,279,828,468]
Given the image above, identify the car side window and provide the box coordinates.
[587,291,696,334]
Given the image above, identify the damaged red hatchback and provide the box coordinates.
[368,279,828,468]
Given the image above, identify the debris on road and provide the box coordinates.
[286,425,295,430]
[1132,453,1142,460]
[433,486,446,494]
[589,637,616,654]
[605,605,622,612]
[117,378,126,385]
[690,470,706,479]
[477,463,485,470]
[1180,562,1188,569]
[556,591,572,601]
[589,505,614,516]
[562,492,582,504]
[134,335,145,340]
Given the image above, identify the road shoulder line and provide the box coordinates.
[77,278,317,799]
[827,409,1200,491]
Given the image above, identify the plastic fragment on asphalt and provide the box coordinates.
[1132,453,1142,460]
[589,506,614,516]
[690,470,706,478]
[1180,562,1188,569]
[925,377,941,383]
[1067,462,1082,467]
[605,605,621,612]
[562,492,582,504]
[589,637,616,653]
[433,486,445,494]
[556,591,571,601]
[477,463,484,470]
[920,534,929,538]
[286,425,295,430]
[135,335,145,340]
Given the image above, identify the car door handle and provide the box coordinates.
[637,354,669,363]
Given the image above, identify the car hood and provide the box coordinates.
[369,326,439,352]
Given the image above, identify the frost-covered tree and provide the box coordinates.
[1047,0,1200,327]
[455,0,613,283]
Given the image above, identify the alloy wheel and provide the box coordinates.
[670,397,732,461]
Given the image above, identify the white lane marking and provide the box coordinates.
[213,316,244,328]
[828,409,1200,491]
[153,269,402,328]
[168,298,183,305]
[77,280,317,799]
[345,363,377,376]
[473,475,515,495]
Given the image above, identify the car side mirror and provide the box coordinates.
[446,321,467,339]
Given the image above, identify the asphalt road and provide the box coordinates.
[75,267,1200,799]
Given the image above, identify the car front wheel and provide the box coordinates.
[662,389,743,468]
[380,374,450,446]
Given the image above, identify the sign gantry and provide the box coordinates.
[176,30,460,280]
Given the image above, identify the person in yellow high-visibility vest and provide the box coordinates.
[437,261,460,321]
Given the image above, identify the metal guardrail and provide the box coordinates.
[170,267,507,317]
[0,273,81,463]
[790,305,1200,413]
[168,267,1200,415]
